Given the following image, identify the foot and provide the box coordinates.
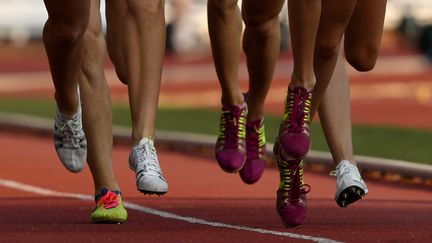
[239,117,266,184]
[91,188,128,224]
[215,103,248,173]
[274,142,310,228]
[129,138,169,195]
[277,86,313,160]
[53,100,87,173]
[331,160,368,207]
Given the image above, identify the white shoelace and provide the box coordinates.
[135,141,163,177]
[55,113,85,149]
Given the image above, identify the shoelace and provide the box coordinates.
[57,115,85,148]
[279,160,310,200]
[97,190,119,209]
[330,163,358,179]
[219,107,246,149]
[246,121,266,159]
[283,88,312,133]
[135,141,163,177]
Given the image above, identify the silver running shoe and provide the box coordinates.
[53,104,87,173]
[331,160,368,207]
[129,138,168,195]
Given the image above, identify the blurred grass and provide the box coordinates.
[0,98,431,165]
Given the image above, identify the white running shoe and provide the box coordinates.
[331,160,368,207]
[53,104,87,173]
[129,138,168,195]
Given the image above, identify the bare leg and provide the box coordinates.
[311,0,357,115]
[43,0,89,116]
[124,0,165,144]
[242,0,285,120]
[106,0,128,84]
[288,0,321,91]
[315,0,387,166]
[344,0,387,71]
[207,0,243,107]
[79,0,119,191]
[317,51,355,165]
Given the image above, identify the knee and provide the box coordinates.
[243,13,279,40]
[345,45,379,72]
[115,67,129,85]
[47,18,88,45]
[127,0,164,16]
[82,27,104,55]
[208,0,238,13]
[314,39,340,62]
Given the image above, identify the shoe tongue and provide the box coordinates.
[138,137,153,147]
[336,160,351,170]
[222,104,245,115]
[289,85,311,95]
[95,188,109,202]
[247,118,263,128]
[95,188,120,202]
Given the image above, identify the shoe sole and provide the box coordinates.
[336,186,366,208]
[129,165,169,196]
[92,218,127,224]
[138,189,168,196]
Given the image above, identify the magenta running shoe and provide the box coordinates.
[277,86,313,160]
[239,118,266,184]
[215,103,247,172]
[274,142,310,227]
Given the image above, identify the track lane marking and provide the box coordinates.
[0,178,341,243]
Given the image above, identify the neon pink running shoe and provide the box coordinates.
[215,103,247,172]
[277,86,312,160]
[275,144,310,227]
[239,118,266,184]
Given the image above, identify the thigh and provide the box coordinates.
[105,0,127,47]
[105,0,128,83]
[344,0,387,59]
[44,0,90,24]
[242,0,285,24]
[316,0,357,48]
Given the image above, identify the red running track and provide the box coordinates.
[0,131,431,243]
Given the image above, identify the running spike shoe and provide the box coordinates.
[129,137,169,195]
[53,89,87,173]
[215,103,248,173]
[275,141,310,227]
[331,160,368,207]
[277,86,312,160]
[91,188,128,224]
[239,117,266,184]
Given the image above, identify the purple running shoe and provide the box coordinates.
[274,142,310,227]
[277,86,313,160]
[215,103,247,172]
[240,117,266,184]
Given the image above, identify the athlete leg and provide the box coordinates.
[106,0,128,84]
[121,0,169,194]
[317,42,369,207]
[287,0,321,91]
[275,0,321,161]
[344,0,387,71]
[79,0,119,191]
[43,0,90,116]
[207,0,243,107]
[317,50,355,165]
[124,0,165,143]
[242,0,285,120]
[311,0,357,115]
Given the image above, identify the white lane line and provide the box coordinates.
[0,178,341,243]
